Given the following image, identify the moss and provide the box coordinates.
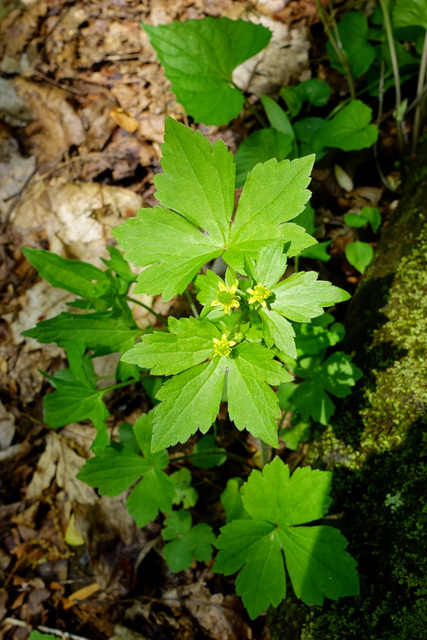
[268,165,427,638]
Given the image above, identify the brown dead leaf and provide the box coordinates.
[13,78,85,169]
[110,108,139,134]
[62,582,100,610]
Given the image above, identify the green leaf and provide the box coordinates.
[359,206,381,233]
[318,352,363,398]
[271,271,350,323]
[260,308,297,358]
[344,213,367,228]
[260,94,295,138]
[280,86,303,117]
[345,241,374,273]
[192,434,227,468]
[215,458,359,617]
[220,478,250,522]
[30,633,58,640]
[102,246,137,284]
[326,12,376,77]
[171,467,198,508]
[43,377,110,449]
[115,120,317,296]
[127,466,175,527]
[114,118,230,300]
[300,78,332,107]
[122,317,220,375]
[78,412,175,527]
[227,343,292,447]
[315,101,378,153]
[244,241,288,289]
[143,17,271,125]
[300,240,332,262]
[154,115,235,245]
[278,524,359,605]
[393,0,427,30]
[162,510,216,571]
[23,310,140,355]
[23,248,112,299]
[152,357,228,452]
[77,446,151,495]
[280,418,311,450]
[294,117,326,157]
[280,79,331,117]
[235,128,293,187]
[290,352,362,424]
[225,155,316,269]
[292,379,336,424]
[293,313,345,356]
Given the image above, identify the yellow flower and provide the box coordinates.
[212,334,236,357]
[247,283,272,308]
[211,281,240,314]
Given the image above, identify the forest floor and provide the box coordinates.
[0,1,400,639]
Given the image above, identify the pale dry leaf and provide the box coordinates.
[231,15,310,96]
[13,181,143,266]
[0,133,36,223]
[26,432,97,505]
[0,401,15,450]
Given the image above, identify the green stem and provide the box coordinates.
[232,81,268,128]
[171,449,254,468]
[314,0,356,100]
[378,0,405,161]
[374,59,390,189]
[102,379,137,393]
[412,29,427,156]
[294,255,299,274]
[126,296,167,325]
[184,289,199,318]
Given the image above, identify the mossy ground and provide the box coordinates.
[269,164,427,639]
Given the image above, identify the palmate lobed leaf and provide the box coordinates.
[43,377,110,450]
[143,18,272,125]
[162,509,216,572]
[77,412,175,527]
[214,458,359,618]
[122,317,221,375]
[148,341,291,452]
[114,117,315,300]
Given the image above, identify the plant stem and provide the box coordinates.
[171,449,254,468]
[184,289,199,318]
[314,0,356,100]
[412,29,427,156]
[294,255,299,273]
[378,0,405,160]
[232,81,268,128]
[374,59,391,189]
[126,296,167,325]
[102,379,137,393]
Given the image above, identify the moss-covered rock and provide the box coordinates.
[268,157,427,639]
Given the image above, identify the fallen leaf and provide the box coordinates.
[62,582,100,610]
[13,78,85,169]
[110,108,139,134]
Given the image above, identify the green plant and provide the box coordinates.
[23,117,360,618]
[344,206,381,274]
